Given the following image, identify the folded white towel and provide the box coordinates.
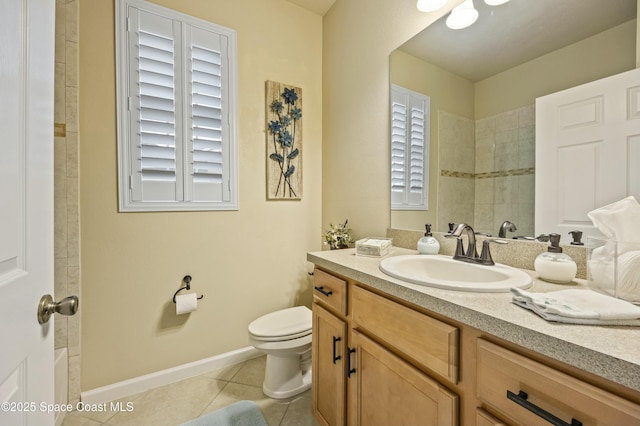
[511,288,640,325]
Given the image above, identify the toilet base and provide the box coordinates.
[262,352,312,399]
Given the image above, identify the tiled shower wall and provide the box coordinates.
[474,105,535,237]
[437,105,535,237]
[54,0,81,405]
[437,111,476,232]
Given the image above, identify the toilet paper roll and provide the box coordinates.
[175,293,198,315]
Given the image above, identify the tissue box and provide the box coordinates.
[587,237,640,303]
[356,238,392,257]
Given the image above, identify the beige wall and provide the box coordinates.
[475,20,637,118]
[79,0,322,390]
[322,0,464,240]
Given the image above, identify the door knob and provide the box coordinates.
[37,294,79,324]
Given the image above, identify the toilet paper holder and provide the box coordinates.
[173,275,204,303]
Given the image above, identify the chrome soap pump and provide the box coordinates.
[534,233,577,284]
[417,224,440,255]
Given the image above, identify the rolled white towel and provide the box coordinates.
[618,250,640,303]
[588,245,616,292]
[587,196,640,253]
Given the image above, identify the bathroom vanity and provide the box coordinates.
[308,247,640,426]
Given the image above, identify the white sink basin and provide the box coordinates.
[379,255,532,292]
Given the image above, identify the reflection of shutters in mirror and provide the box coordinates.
[390,84,429,211]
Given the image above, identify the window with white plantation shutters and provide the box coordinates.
[116,0,237,211]
[390,85,429,210]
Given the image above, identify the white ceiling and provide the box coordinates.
[285,0,336,16]
[399,0,637,82]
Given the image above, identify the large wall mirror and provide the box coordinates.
[390,0,637,239]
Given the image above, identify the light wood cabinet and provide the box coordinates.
[313,268,347,315]
[311,264,640,426]
[312,267,461,426]
[347,329,458,426]
[351,284,459,384]
[312,302,347,426]
[477,339,640,426]
[476,409,508,426]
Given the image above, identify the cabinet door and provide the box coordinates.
[313,303,347,426]
[348,329,458,426]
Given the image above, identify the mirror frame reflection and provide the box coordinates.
[390,0,638,239]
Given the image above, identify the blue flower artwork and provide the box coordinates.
[266,81,302,199]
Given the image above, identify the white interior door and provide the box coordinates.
[535,67,640,240]
[0,0,55,424]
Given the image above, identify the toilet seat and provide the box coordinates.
[248,306,312,342]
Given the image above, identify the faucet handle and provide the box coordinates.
[475,232,492,237]
[480,239,508,265]
[445,234,466,259]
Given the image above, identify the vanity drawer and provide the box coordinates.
[313,268,348,316]
[477,339,640,426]
[351,285,458,384]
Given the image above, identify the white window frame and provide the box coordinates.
[116,0,238,212]
[390,84,429,211]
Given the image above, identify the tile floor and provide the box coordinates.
[61,356,318,426]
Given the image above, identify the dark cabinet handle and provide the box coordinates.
[332,336,341,364]
[507,390,582,426]
[347,347,356,378]
[314,286,333,296]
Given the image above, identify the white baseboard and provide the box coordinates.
[81,346,261,404]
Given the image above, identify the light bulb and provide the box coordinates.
[446,0,478,30]
[416,0,449,12]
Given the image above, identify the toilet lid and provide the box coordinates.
[248,306,312,339]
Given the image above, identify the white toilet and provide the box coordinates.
[248,306,312,399]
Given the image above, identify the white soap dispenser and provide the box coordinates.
[417,224,440,255]
[534,233,577,284]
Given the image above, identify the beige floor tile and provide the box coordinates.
[61,414,104,426]
[62,355,315,426]
[202,360,244,381]
[63,392,144,424]
[280,390,318,426]
[229,356,266,388]
[105,376,225,426]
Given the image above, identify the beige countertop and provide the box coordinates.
[307,246,640,393]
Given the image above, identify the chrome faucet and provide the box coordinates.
[447,223,508,266]
[498,220,517,238]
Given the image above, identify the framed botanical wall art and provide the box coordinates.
[266,81,302,200]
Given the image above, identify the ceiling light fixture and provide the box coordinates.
[416,0,449,12]
[484,0,510,5]
[446,0,478,30]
